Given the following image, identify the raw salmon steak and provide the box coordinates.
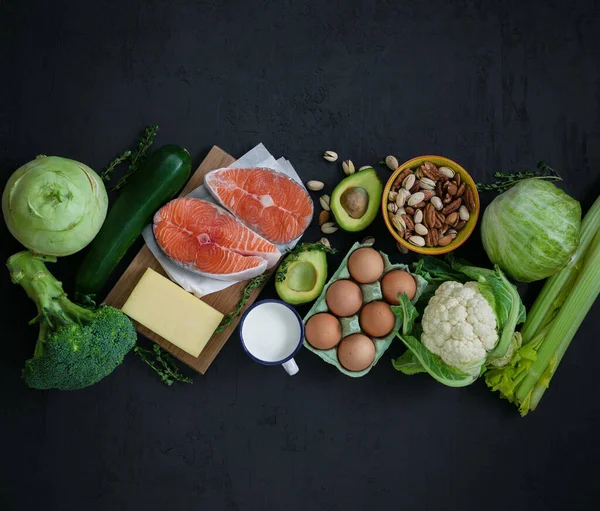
[153,198,281,281]
[204,167,313,244]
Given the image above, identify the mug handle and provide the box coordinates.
[282,358,299,376]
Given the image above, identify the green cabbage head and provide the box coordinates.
[481,179,581,282]
[2,155,108,256]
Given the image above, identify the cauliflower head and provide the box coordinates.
[421,281,498,375]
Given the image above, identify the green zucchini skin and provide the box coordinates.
[75,144,192,297]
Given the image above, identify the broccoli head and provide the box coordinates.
[7,251,137,390]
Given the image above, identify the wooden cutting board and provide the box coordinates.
[104,145,271,374]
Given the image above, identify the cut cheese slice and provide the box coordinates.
[122,268,224,357]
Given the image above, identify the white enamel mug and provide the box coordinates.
[239,299,303,375]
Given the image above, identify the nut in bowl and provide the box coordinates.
[382,156,480,254]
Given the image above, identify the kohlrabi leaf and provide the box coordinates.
[391,293,419,336]
[392,350,426,375]
[395,334,477,387]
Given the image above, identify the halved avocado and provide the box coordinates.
[275,250,328,304]
[330,168,383,231]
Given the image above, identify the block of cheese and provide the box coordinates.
[122,268,224,357]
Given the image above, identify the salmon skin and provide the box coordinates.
[153,198,281,281]
[204,167,313,245]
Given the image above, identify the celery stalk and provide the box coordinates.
[525,228,600,410]
[520,196,600,343]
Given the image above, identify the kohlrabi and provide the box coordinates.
[2,155,108,256]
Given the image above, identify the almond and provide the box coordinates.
[447,183,458,196]
[456,183,466,197]
[438,235,454,247]
[319,210,330,225]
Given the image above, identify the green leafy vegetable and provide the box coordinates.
[395,334,477,387]
[134,344,192,386]
[391,350,426,375]
[6,251,136,390]
[276,242,336,283]
[476,161,561,193]
[390,293,419,336]
[480,178,581,282]
[216,272,271,333]
[2,155,108,256]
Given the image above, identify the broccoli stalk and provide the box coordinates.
[7,251,137,390]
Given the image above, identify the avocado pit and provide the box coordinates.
[340,187,369,219]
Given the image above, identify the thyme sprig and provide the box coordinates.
[101,150,131,182]
[100,125,159,189]
[477,161,561,193]
[275,242,336,283]
[111,125,160,191]
[215,272,271,333]
[134,344,192,386]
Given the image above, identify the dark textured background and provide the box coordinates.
[1,1,600,510]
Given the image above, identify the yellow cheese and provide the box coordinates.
[122,268,224,357]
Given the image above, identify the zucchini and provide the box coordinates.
[76,144,192,297]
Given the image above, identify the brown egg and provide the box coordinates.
[337,334,376,371]
[305,313,342,350]
[326,279,363,317]
[347,247,385,284]
[381,270,417,305]
[359,301,396,338]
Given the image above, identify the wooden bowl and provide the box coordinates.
[381,155,480,255]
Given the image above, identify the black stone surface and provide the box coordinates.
[1,1,600,509]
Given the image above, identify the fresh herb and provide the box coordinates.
[215,273,271,333]
[100,125,159,190]
[111,125,159,191]
[476,161,561,193]
[101,150,132,182]
[134,343,192,386]
[275,242,336,283]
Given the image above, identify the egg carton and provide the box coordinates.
[302,241,428,377]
